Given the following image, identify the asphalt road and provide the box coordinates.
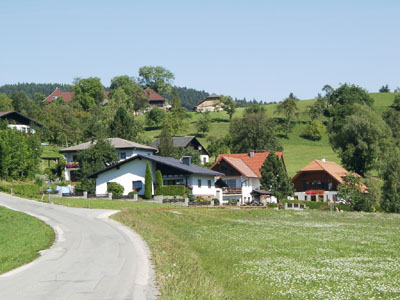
[0,193,157,300]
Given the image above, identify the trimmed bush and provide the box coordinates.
[107,182,124,197]
[144,161,153,199]
[155,170,163,195]
[158,185,189,197]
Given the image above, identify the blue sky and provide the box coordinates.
[0,0,399,102]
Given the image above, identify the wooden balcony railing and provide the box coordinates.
[223,188,242,195]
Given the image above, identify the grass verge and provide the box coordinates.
[114,208,400,299]
[0,206,55,274]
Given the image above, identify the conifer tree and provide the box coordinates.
[144,161,153,199]
[155,170,163,195]
[260,154,293,202]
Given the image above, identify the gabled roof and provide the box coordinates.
[150,136,210,155]
[210,152,284,178]
[292,160,354,184]
[44,87,73,103]
[194,93,220,107]
[291,160,367,192]
[87,154,223,178]
[60,137,158,153]
[44,87,110,104]
[144,87,165,102]
[0,111,43,127]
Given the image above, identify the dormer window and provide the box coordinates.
[52,96,58,100]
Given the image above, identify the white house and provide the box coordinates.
[87,155,223,198]
[210,151,285,205]
[0,111,42,134]
[59,138,158,181]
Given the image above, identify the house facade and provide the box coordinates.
[193,94,223,112]
[0,111,42,134]
[210,151,284,204]
[150,136,210,164]
[87,155,223,199]
[291,159,366,202]
[59,138,158,182]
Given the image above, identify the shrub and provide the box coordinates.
[107,182,124,196]
[301,120,325,141]
[144,161,152,199]
[155,170,163,195]
[158,185,189,197]
[213,198,219,205]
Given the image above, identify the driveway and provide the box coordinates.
[0,193,157,300]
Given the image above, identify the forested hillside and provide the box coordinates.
[0,83,72,100]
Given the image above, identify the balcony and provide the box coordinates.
[223,187,242,195]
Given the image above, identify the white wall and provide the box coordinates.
[200,154,209,165]
[8,124,35,134]
[95,159,155,196]
[188,174,218,198]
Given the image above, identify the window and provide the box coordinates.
[208,180,211,188]
[119,152,126,160]
[225,179,236,188]
[132,181,143,191]
[198,179,202,188]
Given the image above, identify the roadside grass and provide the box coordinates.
[48,197,177,210]
[0,206,55,274]
[114,208,400,299]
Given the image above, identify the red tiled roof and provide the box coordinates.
[144,87,165,102]
[44,87,73,103]
[44,87,110,104]
[211,152,284,178]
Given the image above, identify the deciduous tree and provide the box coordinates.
[276,93,299,134]
[138,66,175,95]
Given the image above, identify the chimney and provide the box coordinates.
[182,156,192,166]
[321,158,326,162]
[249,150,255,158]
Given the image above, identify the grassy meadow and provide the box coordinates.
[139,92,396,176]
[115,207,400,299]
[0,206,55,274]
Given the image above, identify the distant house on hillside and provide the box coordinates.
[291,159,367,202]
[150,136,210,164]
[144,87,169,109]
[210,151,285,204]
[44,87,110,104]
[193,94,223,112]
[59,137,158,181]
[0,111,42,133]
[87,154,223,199]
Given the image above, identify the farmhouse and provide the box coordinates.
[291,159,367,202]
[87,155,223,198]
[0,111,42,133]
[210,151,284,204]
[59,138,158,181]
[144,87,168,109]
[150,136,210,164]
[193,94,223,112]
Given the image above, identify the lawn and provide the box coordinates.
[0,206,55,274]
[115,208,400,299]
[139,93,397,177]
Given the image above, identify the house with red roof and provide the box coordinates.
[291,159,367,202]
[44,87,74,103]
[144,87,168,109]
[210,151,285,204]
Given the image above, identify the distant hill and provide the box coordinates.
[0,83,72,100]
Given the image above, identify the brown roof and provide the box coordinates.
[144,87,165,102]
[60,137,158,153]
[44,87,73,103]
[44,87,110,104]
[210,152,284,178]
[292,160,367,192]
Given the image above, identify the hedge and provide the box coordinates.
[0,183,42,199]
[281,199,351,211]
[158,185,190,197]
